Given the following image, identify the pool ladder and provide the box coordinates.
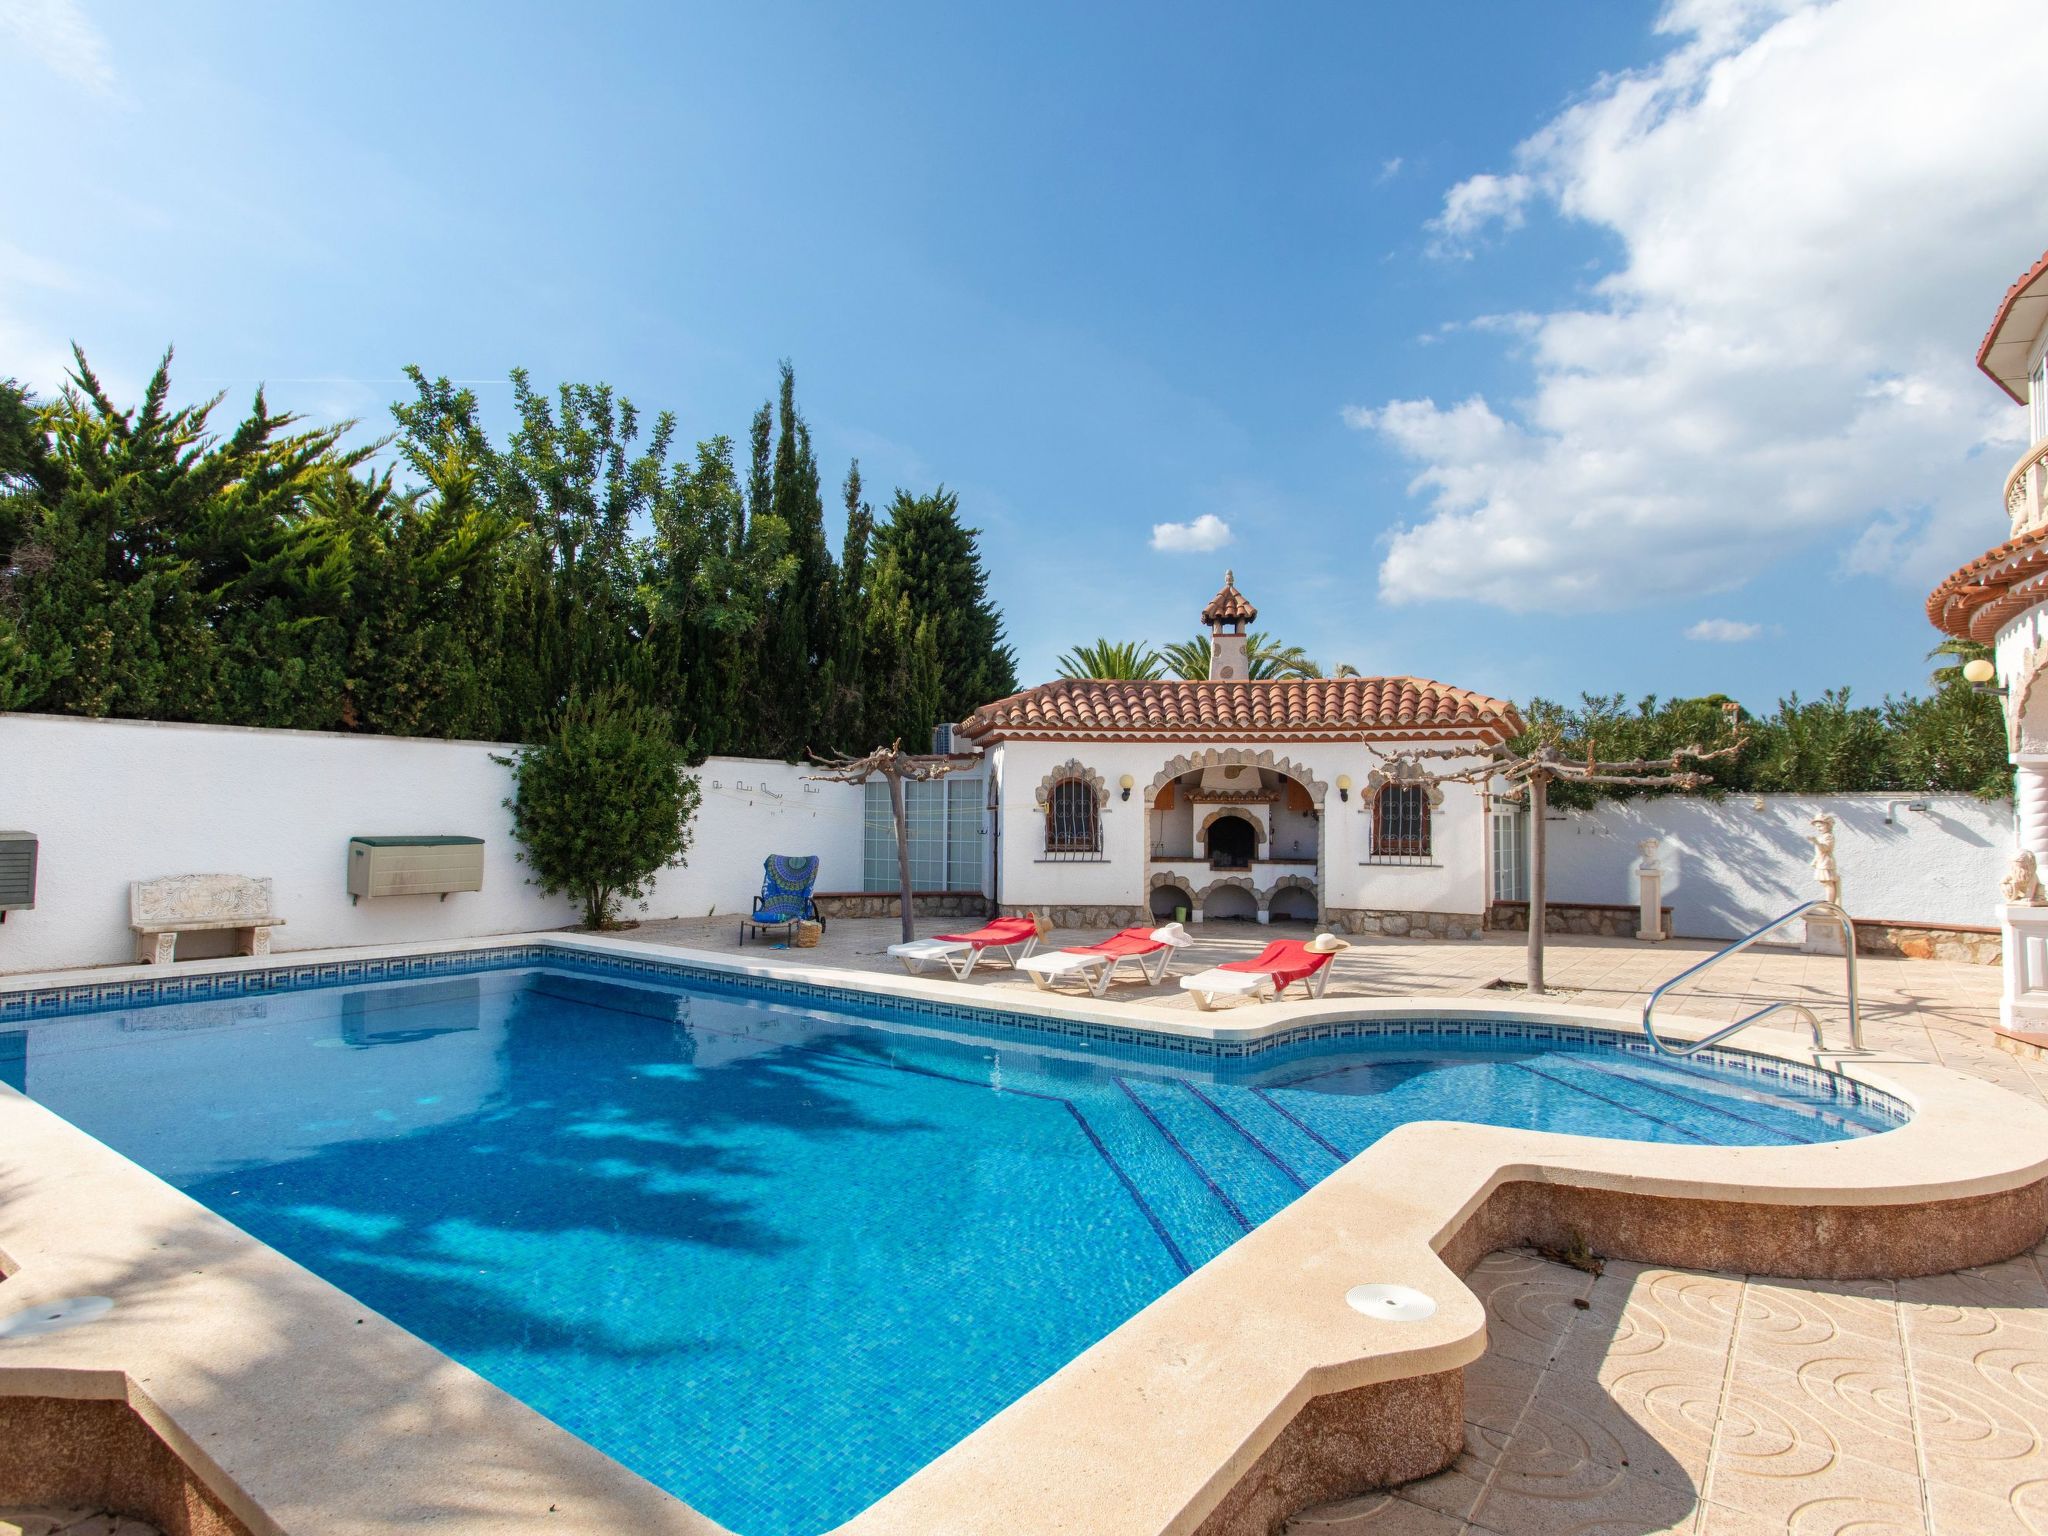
[1640,900,1864,1057]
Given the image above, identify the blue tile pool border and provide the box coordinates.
[0,939,1910,1124]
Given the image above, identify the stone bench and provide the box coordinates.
[130,873,286,965]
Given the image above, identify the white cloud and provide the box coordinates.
[1686,618,1762,642]
[1352,0,2048,613]
[1150,513,1234,553]
[1425,172,1532,256]
[1376,157,1404,185]
[0,0,116,97]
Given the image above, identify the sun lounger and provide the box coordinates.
[1179,934,1348,1010]
[888,915,1045,979]
[1018,923,1191,996]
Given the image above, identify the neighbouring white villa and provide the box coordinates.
[1930,244,2048,1037]
[956,573,1524,936]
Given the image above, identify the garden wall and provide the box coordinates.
[1,712,864,975]
[1537,792,2012,940]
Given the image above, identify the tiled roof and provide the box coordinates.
[1977,248,2048,404]
[958,677,1523,744]
[1926,523,2048,640]
[1200,572,1258,626]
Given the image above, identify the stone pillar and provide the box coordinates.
[2002,903,2048,1034]
[2013,756,2048,863]
[1634,838,1665,942]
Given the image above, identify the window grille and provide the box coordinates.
[1044,778,1102,857]
[1370,784,1432,863]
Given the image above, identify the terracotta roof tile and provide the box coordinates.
[1200,572,1258,626]
[1926,522,2048,640]
[958,677,1523,744]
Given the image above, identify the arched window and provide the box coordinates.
[1046,778,1101,853]
[1372,783,1431,859]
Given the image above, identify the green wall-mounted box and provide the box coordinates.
[347,836,485,903]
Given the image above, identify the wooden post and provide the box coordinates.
[889,765,914,944]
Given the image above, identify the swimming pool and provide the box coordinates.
[6,954,1898,1536]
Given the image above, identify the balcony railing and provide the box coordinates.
[2007,437,2048,537]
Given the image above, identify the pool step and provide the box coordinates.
[1077,1089,1248,1273]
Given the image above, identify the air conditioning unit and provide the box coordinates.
[0,832,36,921]
[347,836,485,903]
[930,724,957,755]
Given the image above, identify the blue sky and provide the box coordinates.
[4,0,2045,713]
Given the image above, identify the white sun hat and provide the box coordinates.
[1304,932,1351,954]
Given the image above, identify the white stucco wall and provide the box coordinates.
[1537,792,2012,939]
[1,712,864,975]
[988,738,1494,919]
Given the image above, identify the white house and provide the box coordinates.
[955,574,1523,936]
[1928,245,2048,1033]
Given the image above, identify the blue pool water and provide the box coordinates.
[8,960,1896,1535]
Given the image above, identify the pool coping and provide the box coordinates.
[1,931,2045,1536]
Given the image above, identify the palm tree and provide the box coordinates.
[1927,637,1993,689]
[1056,639,1163,680]
[1158,632,1323,680]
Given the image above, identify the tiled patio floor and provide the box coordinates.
[635,915,2048,1535]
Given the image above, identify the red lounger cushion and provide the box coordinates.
[935,916,1041,947]
[1218,940,1330,988]
[1069,926,1168,958]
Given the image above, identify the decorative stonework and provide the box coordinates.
[999,903,1144,930]
[1146,748,1326,806]
[1489,900,1673,939]
[1035,759,1108,810]
[1855,920,2000,964]
[1325,907,1484,940]
[130,873,275,926]
[1361,769,1444,811]
[129,873,285,964]
[812,891,989,921]
[1193,874,1256,907]
[1196,807,1265,849]
[1261,874,1318,915]
[2011,642,2048,754]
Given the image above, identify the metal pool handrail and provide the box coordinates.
[1641,900,1863,1057]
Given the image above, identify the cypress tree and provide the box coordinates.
[867,487,1017,738]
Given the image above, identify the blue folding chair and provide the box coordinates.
[743,854,823,943]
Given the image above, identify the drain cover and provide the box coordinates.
[1345,1283,1436,1321]
[0,1296,115,1340]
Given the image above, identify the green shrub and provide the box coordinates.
[503,690,700,928]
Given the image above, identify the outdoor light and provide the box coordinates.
[1119,773,1134,801]
[1336,774,1352,802]
[1963,657,2008,697]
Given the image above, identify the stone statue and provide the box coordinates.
[1636,837,1660,867]
[2002,849,2045,906]
[1808,815,1840,907]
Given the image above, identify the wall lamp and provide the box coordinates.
[1963,657,2008,697]
[1335,775,1352,803]
[1119,773,1134,802]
